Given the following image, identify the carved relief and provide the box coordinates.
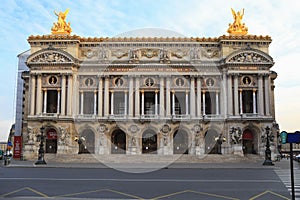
[201,48,220,59]
[129,49,140,63]
[81,49,98,59]
[58,126,70,145]
[112,49,128,59]
[171,49,188,59]
[159,49,170,63]
[141,49,159,59]
[228,52,270,63]
[30,51,72,63]
[190,48,200,60]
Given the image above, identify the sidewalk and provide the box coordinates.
[3,155,295,169]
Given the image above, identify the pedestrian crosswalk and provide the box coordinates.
[275,164,300,200]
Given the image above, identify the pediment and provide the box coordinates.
[226,49,274,65]
[27,48,75,65]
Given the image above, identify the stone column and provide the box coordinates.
[98,77,103,117]
[43,89,47,113]
[30,74,36,115]
[104,76,109,117]
[61,75,66,115]
[234,75,239,116]
[155,90,158,116]
[128,77,134,117]
[94,90,97,115]
[110,90,114,115]
[67,75,73,116]
[72,74,78,116]
[190,77,195,117]
[221,69,227,117]
[166,77,171,117]
[172,90,175,116]
[80,90,83,115]
[124,90,128,115]
[202,90,206,115]
[216,91,219,115]
[159,76,164,117]
[135,78,140,117]
[36,74,42,115]
[239,89,243,115]
[141,90,144,116]
[258,75,264,115]
[227,74,233,116]
[253,89,257,114]
[185,90,189,115]
[196,77,202,117]
[264,75,270,115]
[57,89,61,114]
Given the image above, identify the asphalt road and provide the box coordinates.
[0,166,291,200]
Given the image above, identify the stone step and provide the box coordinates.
[44,154,259,164]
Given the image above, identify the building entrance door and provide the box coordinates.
[80,129,95,154]
[142,130,157,154]
[111,129,126,154]
[173,130,189,154]
[46,128,57,153]
[242,129,255,154]
[205,129,219,154]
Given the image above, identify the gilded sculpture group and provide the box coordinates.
[50,8,248,36]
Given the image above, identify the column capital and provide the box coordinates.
[141,89,144,94]
[57,88,61,92]
[202,90,206,93]
[172,90,175,94]
[239,88,243,92]
[253,89,257,92]
[155,89,159,93]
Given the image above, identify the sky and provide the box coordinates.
[0,0,300,141]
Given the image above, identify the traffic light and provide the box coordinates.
[280,131,287,144]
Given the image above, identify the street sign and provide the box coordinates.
[287,133,300,144]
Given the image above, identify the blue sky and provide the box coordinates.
[0,0,300,141]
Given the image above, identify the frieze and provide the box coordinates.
[201,48,220,59]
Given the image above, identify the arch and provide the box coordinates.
[45,127,57,153]
[173,129,189,154]
[242,128,256,154]
[80,129,95,154]
[204,129,219,154]
[111,129,126,154]
[142,129,157,154]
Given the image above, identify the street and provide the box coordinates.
[0,161,294,200]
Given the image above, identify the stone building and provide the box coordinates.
[20,9,279,160]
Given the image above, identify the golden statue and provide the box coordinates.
[227,8,248,35]
[51,8,72,35]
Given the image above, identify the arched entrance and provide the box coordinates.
[242,129,255,154]
[111,129,126,154]
[46,128,57,153]
[142,130,157,154]
[80,129,95,154]
[173,129,189,154]
[205,129,219,154]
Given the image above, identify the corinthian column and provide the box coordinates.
[61,75,66,115]
[159,76,164,117]
[36,74,42,115]
[190,77,195,117]
[67,75,73,116]
[30,74,36,115]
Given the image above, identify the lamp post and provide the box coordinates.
[35,126,47,165]
[262,126,274,166]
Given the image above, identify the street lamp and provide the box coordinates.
[262,126,274,166]
[35,126,47,165]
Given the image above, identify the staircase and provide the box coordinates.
[44,153,259,164]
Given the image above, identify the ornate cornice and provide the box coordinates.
[27,34,272,43]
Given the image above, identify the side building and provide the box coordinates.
[20,10,279,160]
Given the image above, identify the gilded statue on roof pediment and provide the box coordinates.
[51,9,72,35]
[227,8,248,35]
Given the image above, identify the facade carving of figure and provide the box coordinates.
[191,48,200,60]
[27,127,36,144]
[131,137,136,146]
[195,132,201,146]
[129,49,140,63]
[159,49,170,63]
[230,127,242,144]
[163,133,168,146]
[58,126,70,145]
